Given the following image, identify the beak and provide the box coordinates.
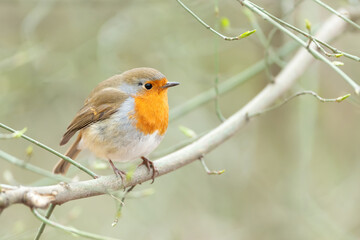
[162,82,180,89]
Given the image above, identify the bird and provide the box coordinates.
[53,67,179,182]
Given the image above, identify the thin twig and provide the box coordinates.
[111,185,136,227]
[263,0,305,70]
[176,0,255,41]
[248,91,350,118]
[312,38,339,57]
[0,127,27,139]
[312,0,360,31]
[34,204,56,240]
[244,9,277,82]
[240,0,360,94]
[32,208,118,240]
[214,77,226,121]
[304,20,345,58]
[199,157,225,175]
[0,123,97,178]
[244,2,302,81]
[246,1,360,62]
[0,150,71,182]
[213,1,226,122]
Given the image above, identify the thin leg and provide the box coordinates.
[139,156,158,184]
[108,159,126,182]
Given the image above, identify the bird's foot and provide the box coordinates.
[139,156,158,184]
[108,159,126,182]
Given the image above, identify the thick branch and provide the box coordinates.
[0,8,357,211]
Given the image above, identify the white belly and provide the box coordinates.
[79,97,164,162]
[105,130,163,162]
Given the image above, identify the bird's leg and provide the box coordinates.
[139,156,158,184]
[108,159,126,182]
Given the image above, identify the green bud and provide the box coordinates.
[209,169,226,175]
[13,127,27,138]
[25,145,33,158]
[214,6,219,17]
[336,93,350,102]
[305,19,312,31]
[332,61,344,66]
[178,125,197,138]
[238,29,256,39]
[220,17,230,30]
[335,53,344,58]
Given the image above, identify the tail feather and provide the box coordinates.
[53,134,82,175]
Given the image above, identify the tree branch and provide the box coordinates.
[240,0,360,94]
[34,204,55,240]
[0,6,358,212]
[176,0,256,41]
[241,0,360,62]
[312,0,360,31]
[0,150,71,182]
[248,91,350,119]
[0,123,97,178]
[32,207,118,240]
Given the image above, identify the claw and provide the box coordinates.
[108,159,127,187]
[139,157,158,184]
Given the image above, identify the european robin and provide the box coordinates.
[53,67,179,182]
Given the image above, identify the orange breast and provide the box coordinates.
[130,87,169,136]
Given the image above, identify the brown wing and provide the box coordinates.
[60,87,128,145]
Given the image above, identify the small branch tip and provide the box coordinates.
[199,157,225,176]
[355,88,360,95]
[238,29,257,39]
[336,93,351,102]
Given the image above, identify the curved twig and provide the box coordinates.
[240,0,360,94]
[32,207,118,240]
[0,123,97,178]
[176,0,256,41]
[248,91,350,118]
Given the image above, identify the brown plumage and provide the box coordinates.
[53,133,82,174]
[53,67,179,176]
[60,88,127,146]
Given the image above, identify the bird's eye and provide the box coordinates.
[144,83,153,90]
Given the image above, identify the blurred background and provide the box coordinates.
[1,0,360,239]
